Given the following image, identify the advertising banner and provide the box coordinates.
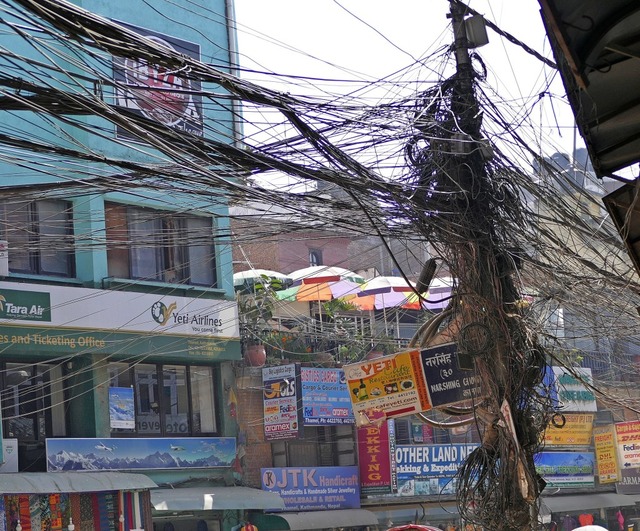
[535,451,595,488]
[260,466,360,511]
[617,468,640,495]
[109,387,135,429]
[357,420,396,495]
[0,282,240,360]
[395,444,478,496]
[615,420,640,469]
[112,22,204,139]
[419,343,482,407]
[593,425,619,483]
[263,364,302,441]
[47,437,236,471]
[344,350,431,426]
[544,413,594,446]
[301,367,354,425]
[551,367,597,412]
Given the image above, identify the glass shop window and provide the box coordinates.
[109,362,218,436]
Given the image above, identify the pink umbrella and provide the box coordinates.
[347,276,422,310]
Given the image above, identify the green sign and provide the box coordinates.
[0,324,241,362]
[0,288,51,322]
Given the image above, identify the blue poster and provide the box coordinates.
[301,368,354,425]
[263,364,302,440]
[420,343,482,407]
[46,437,236,471]
[395,444,478,497]
[261,466,360,511]
[535,451,595,488]
[109,387,135,429]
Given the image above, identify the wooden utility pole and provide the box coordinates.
[415,2,546,529]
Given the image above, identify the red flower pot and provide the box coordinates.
[244,344,267,367]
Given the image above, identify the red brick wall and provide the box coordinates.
[235,369,273,487]
[278,232,352,273]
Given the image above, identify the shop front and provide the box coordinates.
[0,471,157,531]
[541,492,640,531]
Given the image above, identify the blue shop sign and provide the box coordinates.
[261,466,360,511]
[301,368,355,425]
[394,444,478,497]
[395,444,478,479]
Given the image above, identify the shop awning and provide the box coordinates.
[150,487,285,511]
[0,472,157,494]
[252,509,379,530]
[541,492,640,515]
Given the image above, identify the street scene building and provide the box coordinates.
[0,0,640,531]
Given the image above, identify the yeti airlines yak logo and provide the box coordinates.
[151,301,177,326]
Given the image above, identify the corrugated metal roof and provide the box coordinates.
[539,0,640,177]
[0,472,157,494]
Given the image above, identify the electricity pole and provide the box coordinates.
[413,2,547,529]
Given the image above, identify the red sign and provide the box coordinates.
[357,420,395,495]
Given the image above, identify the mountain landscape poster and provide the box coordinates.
[46,437,236,471]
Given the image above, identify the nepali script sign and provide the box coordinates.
[419,343,482,407]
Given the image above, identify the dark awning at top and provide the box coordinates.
[539,0,640,177]
[541,491,640,515]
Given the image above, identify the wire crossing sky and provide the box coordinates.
[0,0,639,442]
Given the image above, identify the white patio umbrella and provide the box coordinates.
[233,269,291,291]
[351,275,421,337]
[288,265,365,284]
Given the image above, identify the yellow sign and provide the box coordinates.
[594,425,619,483]
[344,350,431,426]
[544,413,594,445]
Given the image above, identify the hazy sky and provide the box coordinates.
[233,0,580,158]
[230,0,593,195]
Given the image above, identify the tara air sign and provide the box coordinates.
[0,288,51,322]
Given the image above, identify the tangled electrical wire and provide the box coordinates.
[0,0,640,529]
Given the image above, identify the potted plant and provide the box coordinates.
[237,286,277,367]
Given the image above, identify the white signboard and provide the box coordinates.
[0,439,18,473]
[0,281,239,339]
[552,366,597,412]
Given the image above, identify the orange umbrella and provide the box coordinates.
[342,276,425,310]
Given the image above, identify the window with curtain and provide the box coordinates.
[105,202,216,286]
[0,199,74,276]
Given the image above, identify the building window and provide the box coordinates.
[0,199,74,276]
[105,202,217,286]
[272,425,355,467]
[0,363,67,471]
[309,249,322,267]
[108,362,218,436]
